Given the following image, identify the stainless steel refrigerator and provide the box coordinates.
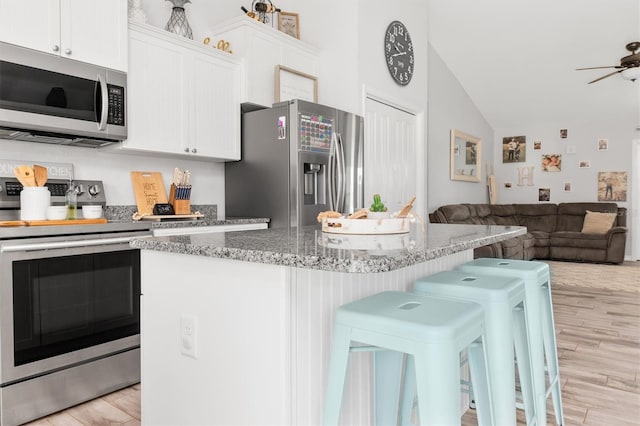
[225,99,364,228]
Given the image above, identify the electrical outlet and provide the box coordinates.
[180,315,198,359]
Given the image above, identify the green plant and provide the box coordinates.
[369,194,387,212]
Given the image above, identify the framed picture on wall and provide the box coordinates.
[597,139,608,151]
[502,135,526,163]
[564,182,572,192]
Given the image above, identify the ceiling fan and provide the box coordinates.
[576,42,640,84]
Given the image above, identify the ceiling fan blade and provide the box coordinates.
[576,65,623,70]
[588,69,625,84]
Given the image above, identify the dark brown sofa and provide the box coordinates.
[430,203,627,264]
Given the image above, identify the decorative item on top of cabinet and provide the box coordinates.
[128,0,147,23]
[275,65,318,102]
[203,37,233,54]
[241,1,280,24]
[278,11,299,39]
[165,0,193,39]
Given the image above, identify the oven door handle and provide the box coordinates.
[0,236,146,253]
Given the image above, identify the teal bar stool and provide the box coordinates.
[323,291,493,426]
[412,270,536,426]
[458,258,564,426]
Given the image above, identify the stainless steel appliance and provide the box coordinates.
[0,173,150,425]
[226,100,364,228]
[0,41,126,147]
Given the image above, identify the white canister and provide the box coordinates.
[20,187,51,220]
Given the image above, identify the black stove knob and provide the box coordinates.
[88,184,101,196]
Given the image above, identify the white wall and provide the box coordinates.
[426,44,494,212]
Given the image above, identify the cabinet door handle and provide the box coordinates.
[184,147,190,153]
[52,45,60,52]
[191,148,197,154]
[64,48,72,55]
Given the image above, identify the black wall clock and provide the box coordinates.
[384,20,414,86]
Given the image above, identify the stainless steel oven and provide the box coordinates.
[0,223,150,426]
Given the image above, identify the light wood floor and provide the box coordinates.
[26,261,639,426]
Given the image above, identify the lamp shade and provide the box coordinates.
[621,67,640,81]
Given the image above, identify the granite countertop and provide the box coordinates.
[103,205,269,229]
[131,223,526,273]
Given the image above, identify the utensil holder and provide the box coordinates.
[20,187,51,220]
[169,183,191,215]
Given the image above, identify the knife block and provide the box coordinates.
[169,184,191,215]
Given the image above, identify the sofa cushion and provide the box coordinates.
[487,204,518,226]
[515,204,558,233]
[523,233,536,249]
[529,231,551,247]
[437,204,472,223]
[550,231,609,250]
[556,202,619,231]
[581,210,617,234]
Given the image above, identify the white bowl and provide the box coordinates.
[46,206,67,220]
[82,205,103,219]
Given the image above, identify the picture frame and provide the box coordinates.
[597,171,627,201]
[538,188,551,202]
[275,65,318,103]
[563,182,572,192]
[502,135,526,163]
[541,154,561,172]
[578,160,591,169]
[450,129,482,183]
[533,140,541,150]
[278,11,300,39]
[597,139,608,151]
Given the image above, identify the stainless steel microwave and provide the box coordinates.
[0,41,126,148]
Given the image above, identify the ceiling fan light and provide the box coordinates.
[621,67,640,81]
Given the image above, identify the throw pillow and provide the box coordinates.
[581,210,617,234]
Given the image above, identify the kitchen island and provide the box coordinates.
[132,223,525,425]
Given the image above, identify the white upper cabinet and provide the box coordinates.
[122,22,241,161]
[0,0,127,71]
[212,16,320,107]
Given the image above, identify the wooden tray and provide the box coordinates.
[0,218,107,227]
[132,213,204,222]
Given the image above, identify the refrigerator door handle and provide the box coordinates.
[336,133,346,213]
[328,131,338,211]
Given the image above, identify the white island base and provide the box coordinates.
[140,249,475,425]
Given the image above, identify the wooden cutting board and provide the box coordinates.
[0,218,107,227]
[130,171,168,216]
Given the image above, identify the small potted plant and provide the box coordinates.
[368,194,389,219]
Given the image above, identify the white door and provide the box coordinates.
[364,97,423,216]
[633,139,640,260]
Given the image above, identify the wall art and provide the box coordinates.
[533,140,541,150]
[541,154,561,171]
[578,160,591,168]
[560,128,568,139]
[538,188,551,202]
[278,11,300,39]
[597,139,608,151]
[275,65,318,103]
[502,135,526,163]
[597,171,627,202]
[517,166,534,186]
[563,182,572,192]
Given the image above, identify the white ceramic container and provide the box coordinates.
[20,187,51,220]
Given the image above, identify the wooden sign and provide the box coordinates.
[131,171,168,215]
